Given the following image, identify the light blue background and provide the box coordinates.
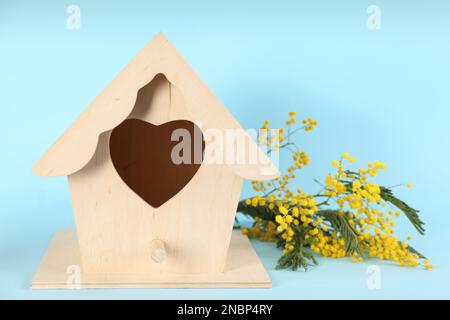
[1,0,449,299]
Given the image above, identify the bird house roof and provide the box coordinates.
[32,33,279,180]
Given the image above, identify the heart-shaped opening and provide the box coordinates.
[110,119,205,208]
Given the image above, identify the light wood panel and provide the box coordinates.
[31,229,272,289]
[32,33,279,180]
[68,74,243,274]
[31,33,280,280]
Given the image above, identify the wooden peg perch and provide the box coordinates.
[150,239,166,263]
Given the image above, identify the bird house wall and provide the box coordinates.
[67,74,243,274]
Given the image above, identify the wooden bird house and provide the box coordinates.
[31,33,279,288]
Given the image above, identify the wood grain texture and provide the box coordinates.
[31,229,272,289]
[32,33,279,180]
[68,74,243,274]
[31,34,280,278]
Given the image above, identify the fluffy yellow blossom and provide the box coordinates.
[279,206,288,215]
[240,111,429,271]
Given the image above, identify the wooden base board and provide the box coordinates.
[31,229,271,289]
